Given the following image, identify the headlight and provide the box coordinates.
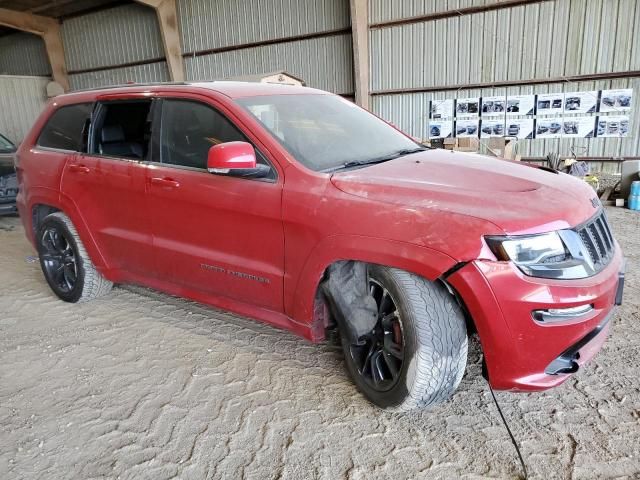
[487,232,568,265]
[486,231,594,279]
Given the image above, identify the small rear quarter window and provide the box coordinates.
[37,103,93,151]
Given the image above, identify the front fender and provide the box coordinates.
[287,234,457,328]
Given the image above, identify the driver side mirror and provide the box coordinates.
[207,141,256,173]
[207,141,272,179]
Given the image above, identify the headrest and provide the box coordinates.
[101,124,125,143]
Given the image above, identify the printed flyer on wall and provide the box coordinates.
[504,119,534,139]
[455,98,480,117]
[480,120,506,138]
[430,99,454,119]
[563,91,598,114]
[506,95,535,116]
[455,119,479,137]
[535,117,563,138]
[562,116,595,138]
[599,89,632,112]
[596,116,630,137]
[481,96,506,116]
[536,93,564,115]
[429,120,453,139]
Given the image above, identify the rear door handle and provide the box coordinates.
[150,177,180,188]
[68,164,90,174]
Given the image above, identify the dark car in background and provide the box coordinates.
[0,133,18,215]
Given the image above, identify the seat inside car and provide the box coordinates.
[99,124,144,159]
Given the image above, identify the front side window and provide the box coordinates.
[37,103,93,151]
[236,94,420,172]
[159,99,245,170]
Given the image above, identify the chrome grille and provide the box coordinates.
[577,211,615,270]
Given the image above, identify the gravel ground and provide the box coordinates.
[1,209,639,480]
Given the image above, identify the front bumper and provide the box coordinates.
[447,243,623,391]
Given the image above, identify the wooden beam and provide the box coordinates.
[135,0,184,82]
[0,7,58,34]
[0,8,69,91]
[350,0,369,109]
[42,24,70,91]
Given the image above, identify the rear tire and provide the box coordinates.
[37,212,112,303]
[341,265,468,411]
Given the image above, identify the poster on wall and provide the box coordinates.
[430,99,454,119]
[599,89,632,112]
[455,119,479,137]
[455,97,480,117]
[563,91,598,114]
[562,116,596,138]
[506,95,535,116]
[429,120,453,139]
[504,119,534,139]
[536,93,564,115]
[480,120,506,138]
[481,96,506,116]
[535,117,563,138]
[596,115,630,137]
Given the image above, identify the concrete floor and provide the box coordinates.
[1,208,639,480]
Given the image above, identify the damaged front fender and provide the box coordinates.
[321,261,378,344]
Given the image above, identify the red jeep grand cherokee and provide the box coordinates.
[15,82,624,411]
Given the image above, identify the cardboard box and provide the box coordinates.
[486,137,516,159]
[455,137,479,152]
[443,138,457,150]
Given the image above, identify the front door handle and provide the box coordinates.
[150,177,180,188]
[68,164,90,174]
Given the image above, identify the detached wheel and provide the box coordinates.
[37,212,112,303]
[342,265,468,411]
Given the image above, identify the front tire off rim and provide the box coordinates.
[40,226,78,293]
[348,278,405,392]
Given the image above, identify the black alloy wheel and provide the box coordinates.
[348,278,405,392]
[40,225,78,293]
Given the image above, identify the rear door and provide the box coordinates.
[61,96,155,277]
[145,95,285,311]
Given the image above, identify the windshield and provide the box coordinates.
[236,94,421,172]
[0,133,15,153]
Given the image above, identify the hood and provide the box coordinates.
[330,149,599,235]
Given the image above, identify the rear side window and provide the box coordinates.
[37,103,93,151]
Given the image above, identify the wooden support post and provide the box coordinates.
[135,0,185,82]
[349,0,370,109]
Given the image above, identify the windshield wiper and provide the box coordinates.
[323,147,426,173]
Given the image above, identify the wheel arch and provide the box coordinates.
[30,196,109,274]
[288,234,459,340]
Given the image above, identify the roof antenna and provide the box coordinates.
[484,359,528,479]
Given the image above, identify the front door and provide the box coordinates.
[145,97,285,311]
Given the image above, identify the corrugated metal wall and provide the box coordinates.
[179,0,354,94]
[369,0,640,165]
[0,75,49,144]
[185,34,353,94]
[61,3,168,89]
[68,61,170,91]
[370,0,506,24]
[179,0,351,51]
[0,33,51,77]
[62,3,164,71]
[57,0,353,94]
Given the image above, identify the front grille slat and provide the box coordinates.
[576,210,615,272]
